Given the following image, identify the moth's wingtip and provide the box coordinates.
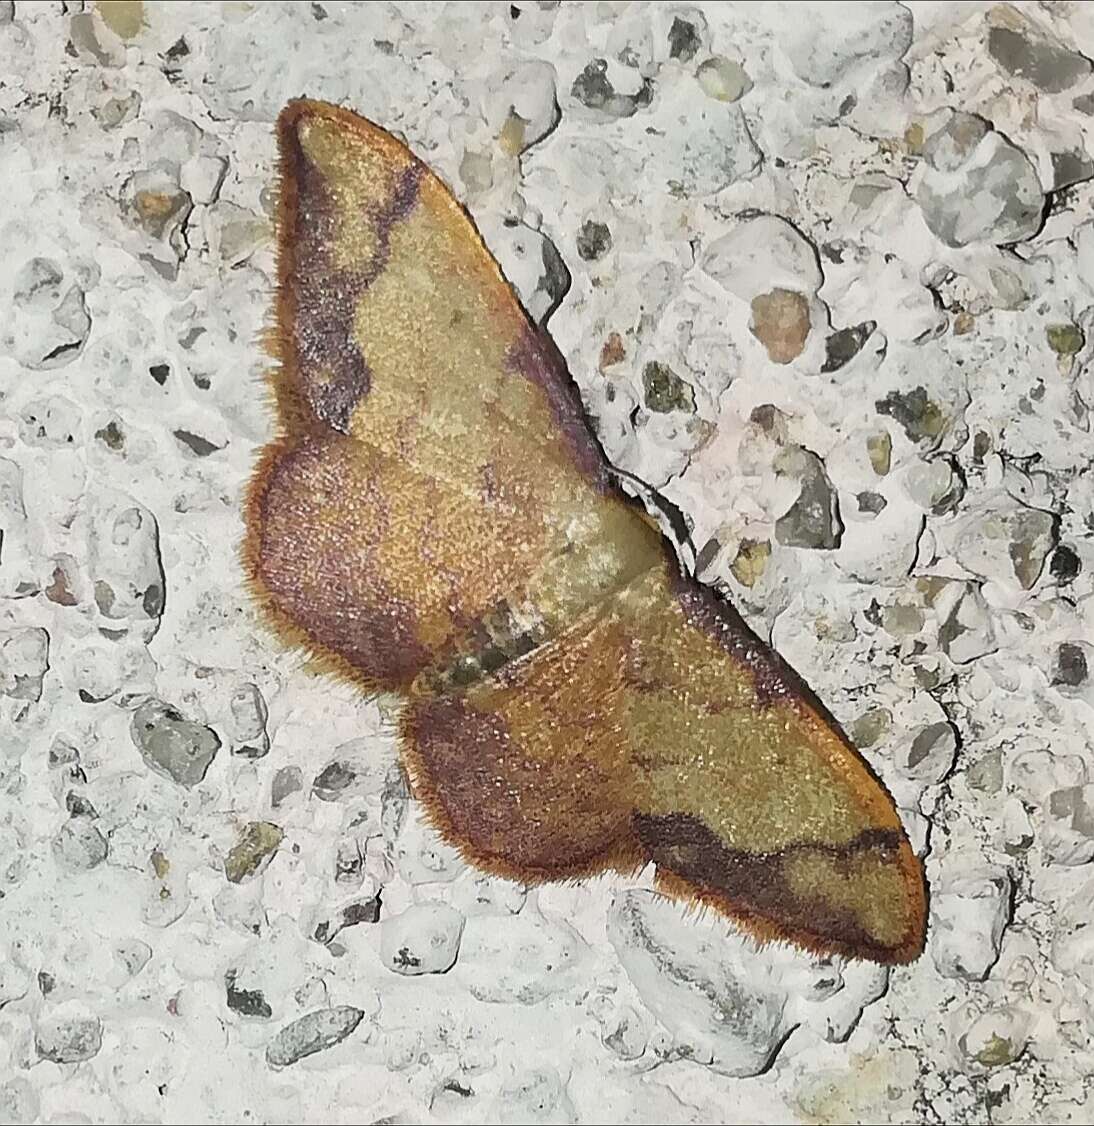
[276,97,387,142]
[276,97,328,131]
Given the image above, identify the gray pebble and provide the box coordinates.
[131,699,220,787]
[571,59,652,119]
[931,864,1011,980]
[822,321,875,373]
[1050,544,1081,584]
[899,721,958,785]
[9,258,92,370]
[950,499,1056,590]
[775,449,842,550]
[53,819,108,870]
[0,627,49,701]
[1052,641,1090,692]
[1044,785,1094,865]
[265,1006,364,1068]
[313,758,366,801]
[35,1012,103,1063]
[380,901,465,976]
[271,764,303,807]
[87,498,165,634]
[228,683,269,758]
[938,584,997,665]
[987,26,1091,94]
[608,890,792,1077]
[667,16,703,62]
[875,386,947,446]
[780,2,912,88]
[1051,148,1094,190]
[225,969,273,1019]
[916,112,1043,247]
[575,220,611,262]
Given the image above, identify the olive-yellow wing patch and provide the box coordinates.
[244,99,927,964]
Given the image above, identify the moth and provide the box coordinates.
[244,99,927,965]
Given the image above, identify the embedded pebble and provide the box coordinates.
[931,860,1012,980]
[1047,322,1086,358]
[947,495,1056,590]
[902,458,964,515]
[459,909,585,1004]
[489,1068,576,1124]
[224,821,283,883]
[750,288,811,364]
[227,683,270,758]
[957,1005,1031,1069]
[575,220,611,262]
[875,388,952,447]
[0,627,49,701]
[774,448,842,550]
[130,699,220,787]
[35,1009,103,1063]
[1052,641,1091,695]
[265,1006,365,1068]
[394,808,465,884]
[596,1004,648,1061]
[86,496,165,636]
[570,58,652,120]
[937,583,998,665]
[915,112,1043,247]
[487,60,559,153]
[776,1,912,88]
[449,871,528,918]
[53,817,109,870]
[7,257,92,370]
[642,361,695,414]
[1043,786,1094,866]
[120,168,193,278]
[896,721,958,786]
[650,84,762,195]
[987,25,1091,93]
[702,214,822,302]
[608,890,794,1077]
[696,57,752,103]
[380,901,465,976]
[225,969,273,1019]
[822,322,875,373]
[271,765,303,808]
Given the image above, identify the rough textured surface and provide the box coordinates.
[3,1,1094,1122]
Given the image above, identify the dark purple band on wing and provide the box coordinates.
[635,811,910,963]
[278,118,423,433]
